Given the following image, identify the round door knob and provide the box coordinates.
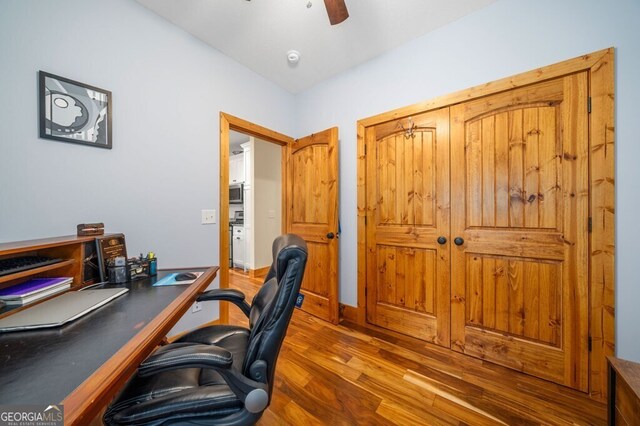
[437,236,447,245]
[326,232,335,239]
[454,237,465,246]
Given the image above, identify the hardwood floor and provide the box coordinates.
[228,270,606,425]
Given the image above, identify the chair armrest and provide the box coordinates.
[197,288,251,317]
[139,343,269,413]
[138,343,232,377]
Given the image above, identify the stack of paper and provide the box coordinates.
[0,277,72,305]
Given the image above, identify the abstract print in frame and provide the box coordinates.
[39,71,112,149]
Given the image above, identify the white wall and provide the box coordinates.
[295,0,640,361]
[0,0,295,334]
[253,140,282,269]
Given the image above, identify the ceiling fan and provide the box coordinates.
[323,0,349,25]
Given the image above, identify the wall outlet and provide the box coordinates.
[268,210,275,218]
[192,301,202,313]
[201,209,216,224]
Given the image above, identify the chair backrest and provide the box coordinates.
[241,234,307,393]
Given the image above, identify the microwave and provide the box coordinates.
[229,183,243,204]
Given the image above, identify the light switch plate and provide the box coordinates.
[268,210,275,218]
[201,209,216,224]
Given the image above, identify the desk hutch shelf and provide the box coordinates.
[0,235,101,313]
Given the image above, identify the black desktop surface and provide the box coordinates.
[0,271,199,405]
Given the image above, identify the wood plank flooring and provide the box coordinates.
[228,270,606,425]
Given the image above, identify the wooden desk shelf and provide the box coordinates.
[0,259,76,285]
[0,235,102,307]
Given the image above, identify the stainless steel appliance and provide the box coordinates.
[230,210,244,225]
[229,184,243,204]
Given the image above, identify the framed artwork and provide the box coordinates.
[39,71,112,149]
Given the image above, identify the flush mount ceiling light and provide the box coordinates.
[287,50,301,65]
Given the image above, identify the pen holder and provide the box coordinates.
[148,258,157,276]
[127,258,149,281]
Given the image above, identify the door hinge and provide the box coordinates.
[588,335,592,352]
[364,145,367,156]
[364,216,367,226]
[588,217,592,233]
[587,97,592,113]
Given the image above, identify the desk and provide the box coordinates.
[608,356,640,425]
[0,267,219,425]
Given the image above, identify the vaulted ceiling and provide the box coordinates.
[136,0,497,93]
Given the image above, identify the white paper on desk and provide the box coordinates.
[153,271,204,286]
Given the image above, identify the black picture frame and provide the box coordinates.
[39,71,112,149]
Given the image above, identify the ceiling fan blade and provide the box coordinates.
[323,0,349,25]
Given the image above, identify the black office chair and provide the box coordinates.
[104,234,308,425]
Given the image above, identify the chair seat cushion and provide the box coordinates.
[104,328,251,425]
[176,325,250,386]
[107,384,242,425]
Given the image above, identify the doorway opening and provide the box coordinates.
[220,113,341,325]
[228,130,283,278]
[219,113,292,324]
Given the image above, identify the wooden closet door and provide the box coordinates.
[450,73,589,391]
[366,108,450,346]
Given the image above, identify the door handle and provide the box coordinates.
[437,236,447,245]
[454,237,464,246]
[326,232,335,239]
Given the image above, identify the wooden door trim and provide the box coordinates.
[588,49,615,401]
[358,48,611,127]
[355,48,615,400]
[219,112,293,323]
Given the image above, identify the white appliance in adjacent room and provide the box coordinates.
[229,210,245,269]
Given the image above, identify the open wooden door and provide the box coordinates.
[286,127,340,324]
